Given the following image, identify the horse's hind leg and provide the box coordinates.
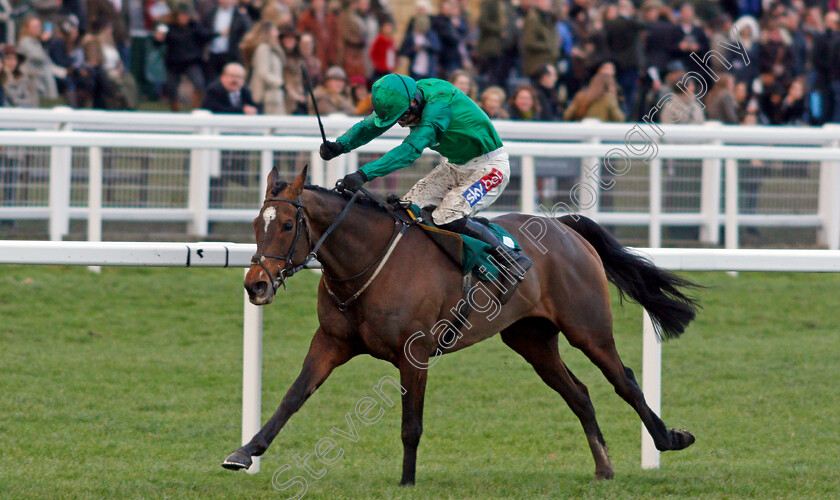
[501,318,614,480]
[559,319,695,453]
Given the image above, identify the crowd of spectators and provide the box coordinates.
[1,0,840,127]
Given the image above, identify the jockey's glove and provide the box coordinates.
[319,141,345,161]
[336,170,367,192]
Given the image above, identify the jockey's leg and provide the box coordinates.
[430,151,532,295]
[403,161,458,210]
[440,216,533,283]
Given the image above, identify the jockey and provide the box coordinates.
[320,73,532,282]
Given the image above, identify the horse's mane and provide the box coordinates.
[270,180,393,212]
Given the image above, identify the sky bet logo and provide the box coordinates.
[462,168,504,207]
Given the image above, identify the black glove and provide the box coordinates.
[319,141,345,161]
[336,171,367,192]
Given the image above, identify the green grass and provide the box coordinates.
[1,266,839,499]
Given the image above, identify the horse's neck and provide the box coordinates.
[303,190,394,281]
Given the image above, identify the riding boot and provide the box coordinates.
[445,218,532,304]
[461,219,532,280]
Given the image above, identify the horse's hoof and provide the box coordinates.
[222,449,253,471]
[669,429,696,450]
[594,467,615,480]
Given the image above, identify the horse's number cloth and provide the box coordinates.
[407,205,521,280]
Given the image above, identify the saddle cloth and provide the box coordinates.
[404,205,520,280]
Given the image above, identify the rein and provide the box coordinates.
[252,187,414,311]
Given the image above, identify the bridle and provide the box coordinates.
[250,194,314,292]
[250,187,413,310]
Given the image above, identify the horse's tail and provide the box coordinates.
[558,215,700,340]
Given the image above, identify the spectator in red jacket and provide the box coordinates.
[368,19,395,82]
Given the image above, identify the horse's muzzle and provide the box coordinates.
[244,267,275,305]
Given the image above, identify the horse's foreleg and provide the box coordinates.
[397,350,429,486]
[222,328,356,471]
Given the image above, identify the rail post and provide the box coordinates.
[521,155,536,214]
[242,268,263,474]
[48,111,73,241]
[641,310,661,469]
[817,126,840,250]
[580,119,602,220]
[187,110,212,237]
[87,146,103,273]
[700,123,723,245]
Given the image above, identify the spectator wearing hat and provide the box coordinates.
[17,15,58,100]
[349,74,372,115]
[312,65,355,114]
[241,21,286,115]
[2,45,38,107]
[730,16,760,86]
[202,61,259,114]
[202,0,252,82]
[156,4,213,111]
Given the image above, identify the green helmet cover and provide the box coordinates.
[371,74,417,127]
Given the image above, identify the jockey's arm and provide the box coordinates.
[335,114,390,152]
[358,102,452,180]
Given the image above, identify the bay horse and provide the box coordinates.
[222,165,699,484]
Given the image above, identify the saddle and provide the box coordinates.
[385,196,521,281]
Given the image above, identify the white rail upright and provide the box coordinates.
[241,268,263,474]
[818,128,840,250]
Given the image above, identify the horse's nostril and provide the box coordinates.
[246,280,270,297]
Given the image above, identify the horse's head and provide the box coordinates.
[245,164,309,305]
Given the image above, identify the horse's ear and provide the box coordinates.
[288,164,308,196]
[265,166,280,198]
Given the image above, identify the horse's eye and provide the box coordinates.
[282,221,295,231]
